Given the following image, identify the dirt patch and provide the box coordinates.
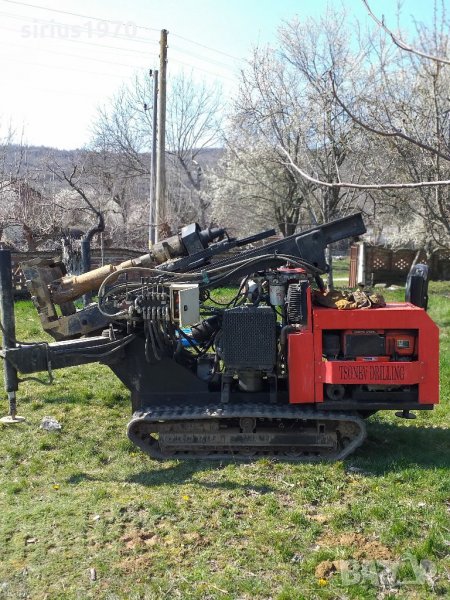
[121,531,159,550]
[317,531,393,560]
[315,559,349,579]
[120,529,209,554]
[119,554,152,574]
[353,539,392,561]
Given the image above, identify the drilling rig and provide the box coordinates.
[0,214,439,460]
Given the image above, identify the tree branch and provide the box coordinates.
[280,146,450,189]
[362,0,450,65]
[329,72,450,162]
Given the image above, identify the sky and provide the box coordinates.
[0,0,434,149]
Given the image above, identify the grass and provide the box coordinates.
[330,256,350,282]
[0,284,449,600]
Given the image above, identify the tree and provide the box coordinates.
[166,71,223,227]
[211,137,310,237]
[212,8,372,285]
[215,9,372,227]
[278,9,371,229]
[92,70,223,233]
[46,148,149,250]
[288,0,450,252]
[0,123,20,194]
[0,127,69,251]
[0,177,67,251]
[93,75,152,179]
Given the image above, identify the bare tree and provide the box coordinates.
[0,123,29,194]
[211,137,310,237]
[46,147,150,250]
[0,127,69,251]
[166,71,223,227]
[278,1,450,251]
[213,8,372,285]
[0,177,67,251]
[87,143,148,247]
[211,45,313,237]
[278,10,372,229]
[91,70,223,233]
[362,0,450,66]
[92,74,152,179]
[282,148,450,190]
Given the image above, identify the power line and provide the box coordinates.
[168,57,237,83]
[170,44,238,71]
[0,11,237,72]
[0,0,242,61]
[0,38,154,69]
[0,27,237,84]
[0,0,159,32]
[0,24,157,57]
[2,54,138,80]
[171,33,240,60]
[1,78,111,98]
[0,8,239,86]
[0,14,237,72]
[0,8,158,45]
[0,38,235,85]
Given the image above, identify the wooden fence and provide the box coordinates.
[349,243,450,286]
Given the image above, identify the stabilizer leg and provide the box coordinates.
[0,250,25,424]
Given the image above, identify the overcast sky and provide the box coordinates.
[0,0,432,149]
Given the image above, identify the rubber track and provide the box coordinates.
[127,403,367,461]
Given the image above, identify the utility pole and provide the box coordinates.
[155,29,168,243]
[148,69,158,247]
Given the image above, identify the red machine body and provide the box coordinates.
[288,293,439,408]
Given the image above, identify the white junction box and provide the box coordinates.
[169,283,199,327]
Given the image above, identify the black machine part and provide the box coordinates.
[0,250,20,421]
[127,403,367,461]
[343,332,386,358]
[190,315,221,343]
[181,213,366,285]
[322,332,341,357]
[405,263,429,310]
[180,223,226,256]
[221,306,277,371]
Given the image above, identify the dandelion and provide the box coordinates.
[318,578,328,586]
[53,484,60,490]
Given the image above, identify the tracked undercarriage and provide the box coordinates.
[128,404,366,460]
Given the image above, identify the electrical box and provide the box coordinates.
[169,284,199,327]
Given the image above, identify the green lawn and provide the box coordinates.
[0,285,449,600]
[330,256,350,282]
